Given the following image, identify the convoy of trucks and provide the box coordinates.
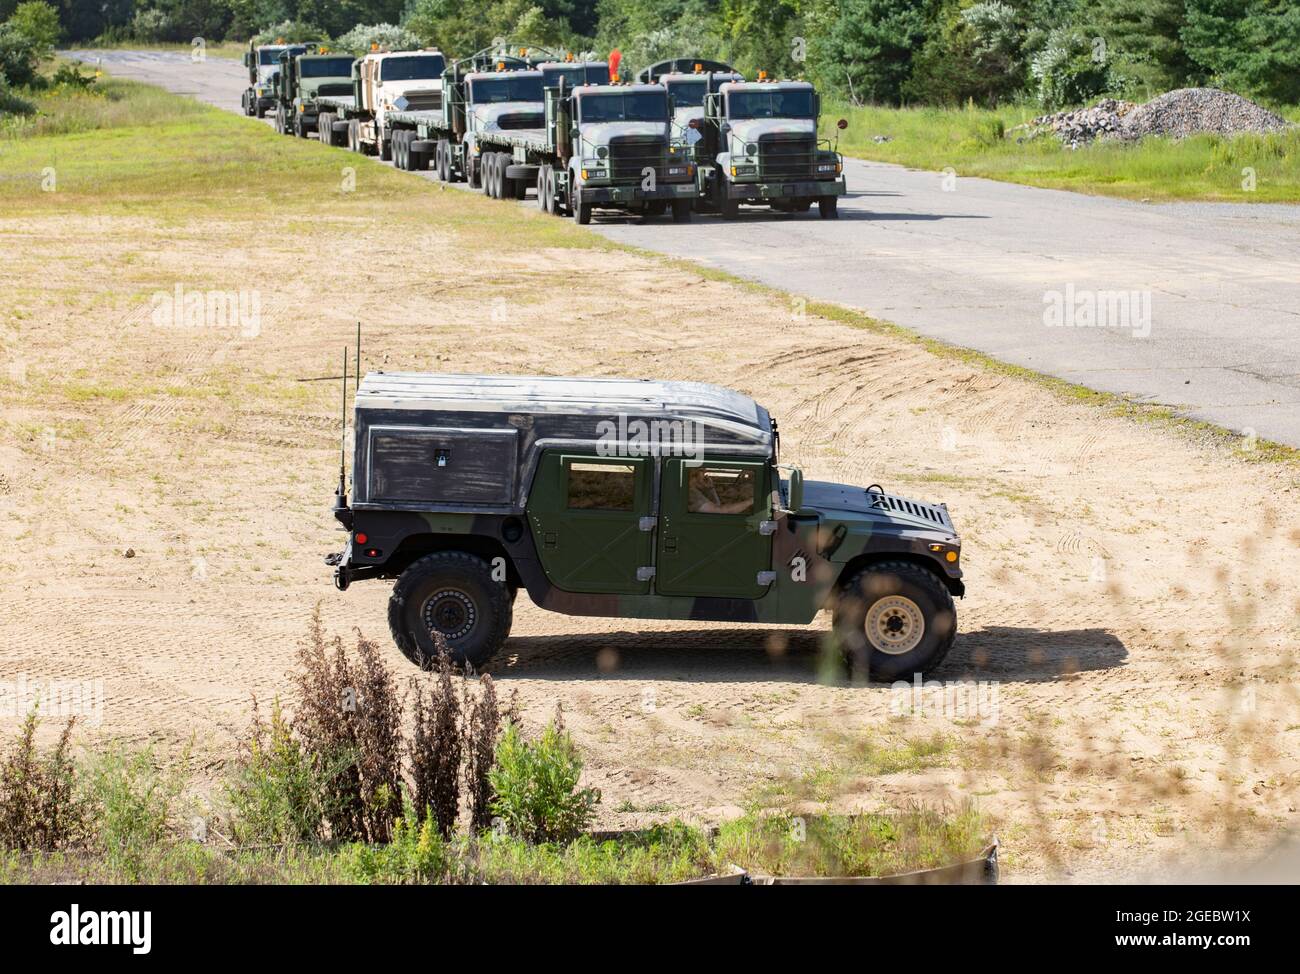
[262,42,847,222]
[241,40,305,117]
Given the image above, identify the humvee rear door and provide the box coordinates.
[656,459,772,599]
[527,452,654,595]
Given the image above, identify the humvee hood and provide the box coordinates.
[729,117,816,144]
[802,480,954,533]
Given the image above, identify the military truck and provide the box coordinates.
[693,75,847,219]
[314,48,447,157]
[659,67,743,143]
[241,40,306,117]
[326,373,964,679]
[271,48,356,138]
[478,79,698,223]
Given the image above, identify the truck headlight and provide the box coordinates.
[667,165,691,177]
[817,163,836,172]
[595,146,608,159]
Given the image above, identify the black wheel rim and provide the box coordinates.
[420,588,477,642]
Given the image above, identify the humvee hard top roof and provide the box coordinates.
[357,372,769,434]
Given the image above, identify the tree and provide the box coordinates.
[1183,0,1300,103]
[812,0,933,105]
[7,1,60,49]
[1080,0,1199,94]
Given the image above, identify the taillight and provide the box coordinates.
[354,532,368,544]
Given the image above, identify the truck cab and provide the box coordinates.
[536,60,612,89]
[695,77,847,219]
[563,83,697,224]
[243,42,306,117]
[659,69,743,143]
[274,50,356,138]
[327,373,965,680]
[459,69,546,187]
[351,49,446,158]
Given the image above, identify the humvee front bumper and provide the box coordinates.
[724,176,846,200]
[578,181,696,205]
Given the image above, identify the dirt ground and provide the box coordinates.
[1,170,1297,882]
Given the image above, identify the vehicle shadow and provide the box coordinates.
[490,625,1127,685]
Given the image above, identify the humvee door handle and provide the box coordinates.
[756,571,777,586]
[758,520,777,536]
[639,516,657,532]
[636,566,656,581]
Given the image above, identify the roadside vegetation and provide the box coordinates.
[0,613,987,884]
[821,100,1300,203]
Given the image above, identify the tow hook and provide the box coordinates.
[334,567,350,591]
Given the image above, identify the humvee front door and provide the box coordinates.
[527,452,654,595]
[655,458,772,599]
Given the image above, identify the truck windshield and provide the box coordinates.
[727,89,815,120]
[260,46,304,65]
[381,55,445,81]
[542,65,610,88]
[579,93,669,123]
[470,76,544,103]
[666,81,707,107]
[300,57,355,78]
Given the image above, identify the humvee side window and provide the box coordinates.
[567,462,636,511]
[686,466,755,515]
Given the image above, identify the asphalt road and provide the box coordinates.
[71,49,1300,446]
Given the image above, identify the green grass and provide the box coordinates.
[822,100,1300,203]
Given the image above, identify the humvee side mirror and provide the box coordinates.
[242,53,251,68]
[837,118,848,130]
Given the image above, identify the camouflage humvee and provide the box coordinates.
[327,373,963,679]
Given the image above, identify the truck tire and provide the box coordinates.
[718,189,739,220]
[573,199,592,225]
[467,154,480,189]
[819,196,839,219]
[436,140,451,181]
[331,120,350,147]
[394,131,409,170]
[273,107,284,134]
[317,112,332,142]
[536,165,549,210]
[347,119,358,152]
[832,561,957,681]
[494,154,509,198]
[389,551,513,669]
[380,136,392,162]
[256,102,267,119]
[671,198,692,223]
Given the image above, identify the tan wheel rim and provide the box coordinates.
[866,595,925,655]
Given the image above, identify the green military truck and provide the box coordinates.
[693,75,847,218]
[326,373,964,679]
[241,40,306,117]
[271,48,356,138]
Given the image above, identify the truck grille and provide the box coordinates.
[317,83,352,97]
[758,136,815,180]
[609,135,666,184]
[397,90,441,112]
[497,112,543,130]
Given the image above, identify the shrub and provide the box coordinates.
[407,646,461,836]
[1029,28,1115,110]
[463,673,503,834]
[0,70,35,115]
[488,708,600,844]
[339,795,447,884]
[82,745,186,881]
[226,697,325,846]
[251,20,328,46]
[291,609,403,843]
[334,22,420,55]
[0,713,84,850]
[0,24,41,87]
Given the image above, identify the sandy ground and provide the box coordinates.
[2,139,1299,883]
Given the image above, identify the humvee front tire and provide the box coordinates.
[389,551,512,669]
[833,561,956,680]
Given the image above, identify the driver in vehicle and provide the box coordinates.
[687,467,753,514]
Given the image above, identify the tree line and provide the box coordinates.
[4,0,1299,108]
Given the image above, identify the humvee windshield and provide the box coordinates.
[260,46,304,65]
[470,76,544,103]
[381,55,446,81]
[542,64,610,88]
[300,57,355,77]
[665,80,706,107]
[727,89,815,120]
[578,92,669,123]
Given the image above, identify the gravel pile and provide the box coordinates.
[1116,87,1292,140]
[1014,88,1292,147]
[1024,98,1136,145]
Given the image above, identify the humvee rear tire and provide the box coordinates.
[833,561,956,681]
[389,551,513,670]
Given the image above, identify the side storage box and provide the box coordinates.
[366,426,518,506]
